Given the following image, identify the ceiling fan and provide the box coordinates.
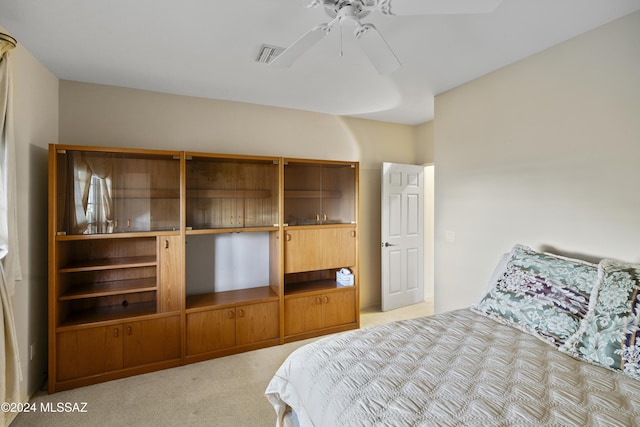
[269,0,503,74]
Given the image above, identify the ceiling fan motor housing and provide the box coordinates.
[323,0,371,20]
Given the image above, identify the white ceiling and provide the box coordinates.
[1,0,639,125]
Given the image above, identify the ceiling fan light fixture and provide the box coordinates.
[268,0,504,73]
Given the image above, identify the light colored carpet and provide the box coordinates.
[12,301,433,427]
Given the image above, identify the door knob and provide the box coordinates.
[382,242,396,247]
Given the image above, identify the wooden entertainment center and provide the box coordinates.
[48,145,359,392]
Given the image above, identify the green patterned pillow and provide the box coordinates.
[561,259,640,379]
[472,245,598,347]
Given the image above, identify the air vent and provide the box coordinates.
[255,44,285,64]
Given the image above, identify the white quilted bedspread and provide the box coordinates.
[265,309,640,426]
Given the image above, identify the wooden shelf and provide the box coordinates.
[112,188,180,198]
[186,226,278,235]
[59,278,157,301]
[56,231,180,240]
[285,280,355,297]
[187,189,272,198]
[285,190,342,199]
[283,223,356,230]
[186,286,279,312]
[59,256,157,273]
[58,301,158,329]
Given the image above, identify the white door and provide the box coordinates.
[381,162,424,311]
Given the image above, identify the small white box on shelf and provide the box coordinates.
[336,268,354,287]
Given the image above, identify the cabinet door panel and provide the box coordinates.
[284,227,356,273]
[239,162,279,227]
[321,164,356,224]
[321,227,356,270]
[57,325,123,381]
[284,295,323,336]
[236,301,279,346]
[284,229,323,273]
[284,163,322,225]
[186,308,236,355]
[123,316,181,368]
[322,290,356,329]
[158,235,183,312]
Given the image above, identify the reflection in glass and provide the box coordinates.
[69,152,113,234]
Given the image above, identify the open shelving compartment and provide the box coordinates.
[184,229,281,312]
[54,234,162,328]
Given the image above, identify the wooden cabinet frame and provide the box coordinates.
[48,145,359,392]
[282,158,360,342]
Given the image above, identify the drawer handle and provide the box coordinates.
[127,326,132,336]
[315,297,322,305]
[227,310,235,319]
[164,239,169,249]
[286,233,292,242]
[323,296,329,304]
[114,328,119,338]
[238,309,244,318]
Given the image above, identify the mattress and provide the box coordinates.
[266,309,640,426]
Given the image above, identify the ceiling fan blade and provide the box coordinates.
[269,25,330,68]
[379,0,503,15]
[355,24,400,75]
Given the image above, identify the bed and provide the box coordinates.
[266,245,640,426]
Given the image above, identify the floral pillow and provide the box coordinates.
[472,245,598,347]
[561,259,640,380]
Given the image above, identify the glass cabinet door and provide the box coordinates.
[55,149,181,235]
[283,162,322,226]
[284,161,356,226]
[320,163,356,225]
[186,156,279,230]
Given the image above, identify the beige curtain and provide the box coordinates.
[69,151,92,233]
[69,152,113,234]
[85,154,113,234]
[0,33,22,427]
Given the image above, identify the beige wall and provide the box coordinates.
[59,82,419,309]
[415,120,434,165]
[433,11,640,313]
[3,24,59,403]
